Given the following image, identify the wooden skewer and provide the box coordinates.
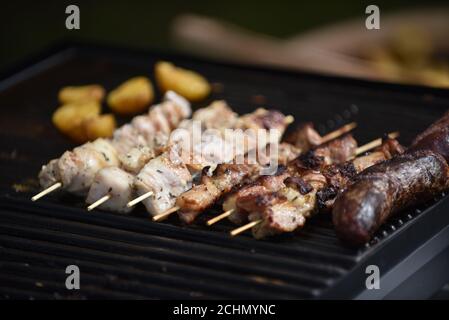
[154,125,394,225]
[207,123,364,226]
[320,122,357,144]
[228,132,401,236]
[127,191,154,208]
[285,115,294,124]
[230,220,261,237]
[31,182,62,201]
[153,206,180,221]
[155,122,359,222]
[87,194,111,211]
[208,129,394,227]
[355,131,399,156]
[88,191,155,212]
[207,209,234,226]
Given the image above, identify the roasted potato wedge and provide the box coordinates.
[84,114,117,140]
[52,101,101,143]
[58,85,105,104]
[107,76,154,115]
[155,61,210,102]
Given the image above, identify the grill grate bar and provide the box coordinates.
[1,44,449,299]
[2,196,360,265]
[0,232,318,298]
[0,207,348,277]
[0,215,342,289]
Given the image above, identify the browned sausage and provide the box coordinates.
[333,149,449,246]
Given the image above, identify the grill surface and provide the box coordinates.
[1,43,449,299]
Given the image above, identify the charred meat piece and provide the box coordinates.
[284,122,323,150]
[234,138,402,239]
[333,150,449,246]
[177,143,301,224]
[291,134,357,171]
[333,112,449,246]
[318,137,405,210]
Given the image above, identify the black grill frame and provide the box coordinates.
[1,42,449,299]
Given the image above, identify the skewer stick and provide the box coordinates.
[127,191,154,208]
[153,206,180,221]
[31,182,62,201]
[87,194,111,211]
[285,115,294,124]
[207,209,234,226]
[224,132,401,233]
[355,131,399,156]
[230,220,261,237]
[320,122,357,144]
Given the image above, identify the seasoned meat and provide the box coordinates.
[86,167,134,213]
[333,150,449,246]
[191,100,238,131]
[119,145,155,174]
[134,146,192,217]
[57,139,120,195]
[38,91,192,193]
[284,122,322,150]
[333,112,449,246]
[317,137,405,211]
[38,159,61,189]
[232,138,403,239]
[291,134,357,171]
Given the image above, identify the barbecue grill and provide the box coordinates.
[1,42,449,299]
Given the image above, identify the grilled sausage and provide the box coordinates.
[333,149,449,246]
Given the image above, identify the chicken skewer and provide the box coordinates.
[87,108,296,214]
[152,121,357,222]
[85,100,240,211]
[175,122,358,225]
[129,109,295,219]
[230,133,403,238]
[33,91,192,201]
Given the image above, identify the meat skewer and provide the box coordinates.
[207,129,380,226]
[87,108,296,214]
[86,100,242,211]
[217,132,359,227]
[153,122,357,222]
[333,112,449,246]
[33,91,192,201]
[229,133,403,238]
[175,122,357,225]
[141,109,295,220]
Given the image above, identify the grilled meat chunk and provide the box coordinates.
[56,139,119,195]
[86,167,134,213]
[333,112,449,246]
[333,150,449,246]
[38,91,191,194]
[134,146,192,217]
[284,122,323,150]
[232,138,403,239]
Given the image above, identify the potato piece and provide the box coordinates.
[155,61,210,102]
[107,77,154,115]
[84,114,117,140]
[52,101,101,143]
[58,85,105,104]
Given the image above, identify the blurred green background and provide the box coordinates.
[0,0,445,71]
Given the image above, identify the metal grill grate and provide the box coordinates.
[1,43,449,299]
